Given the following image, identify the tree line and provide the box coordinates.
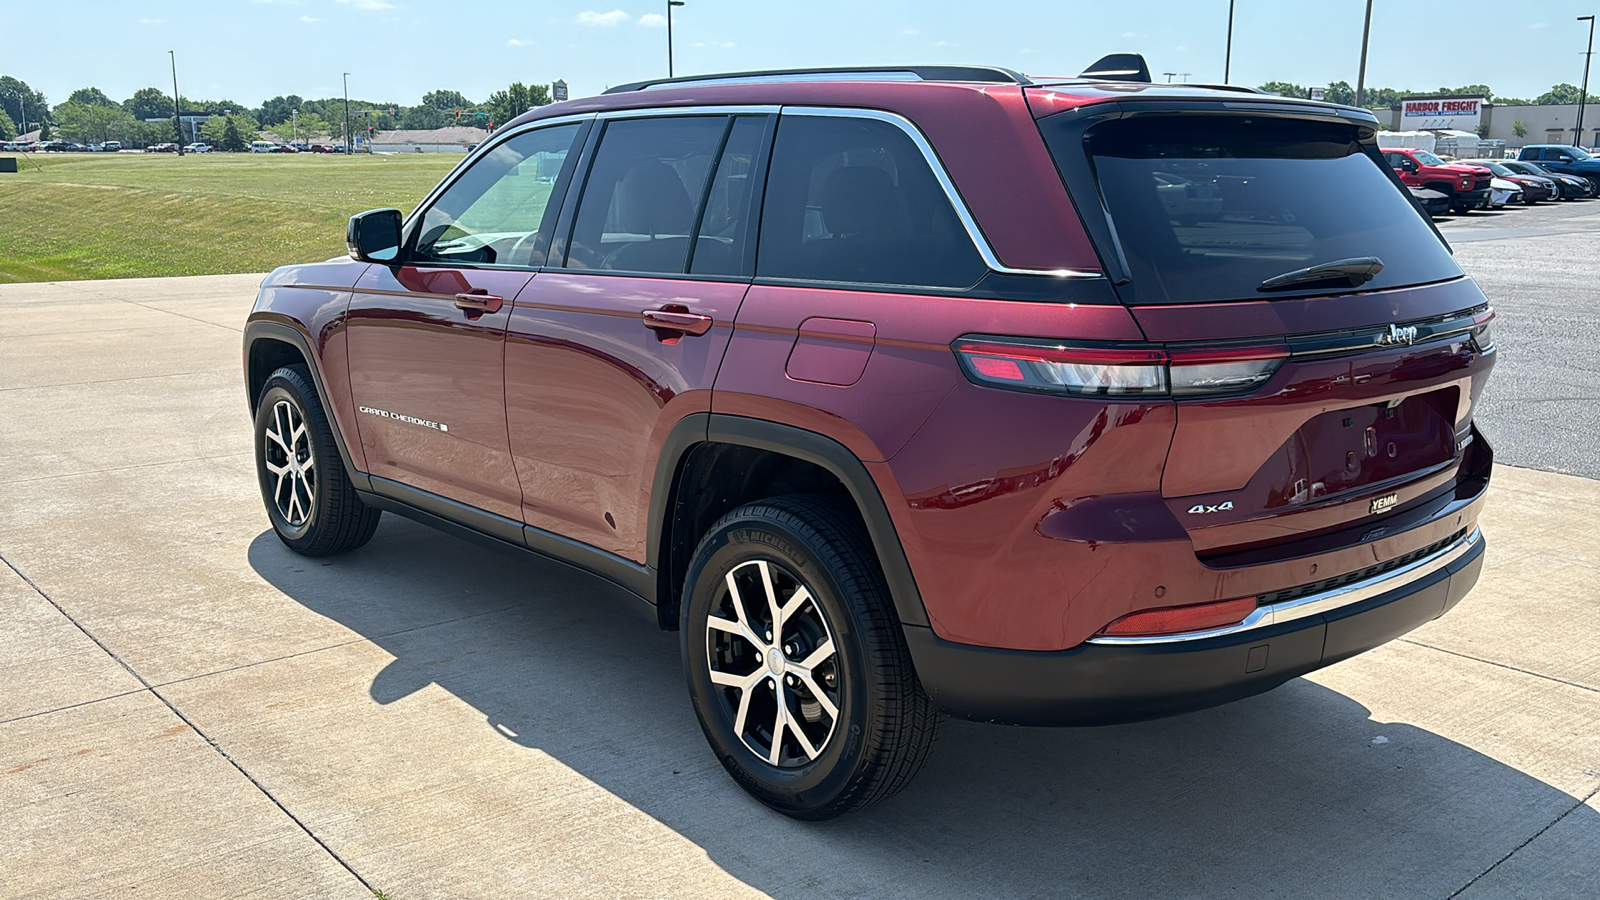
[1,75,554,148]
[1255,79,1596,109]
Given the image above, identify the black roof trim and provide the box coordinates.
[603,66,1032,94]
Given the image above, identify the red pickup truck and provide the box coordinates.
[1381,148,1492,213]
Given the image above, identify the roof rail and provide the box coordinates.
[1079,53,1151,83]
[603,65,1033,94]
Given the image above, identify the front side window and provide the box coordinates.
[756,115,985,289]
[563,116,728,274]
[1070,116,1463,305]
[412,123,582,267]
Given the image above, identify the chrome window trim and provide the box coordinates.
[781,106,1104,280]
[1087,526,1481,645]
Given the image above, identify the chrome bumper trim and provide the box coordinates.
[1088,526,1481,646]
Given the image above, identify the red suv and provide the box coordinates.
[245,58,1495,819]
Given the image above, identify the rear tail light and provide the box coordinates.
[954,338,1286,398]
[1470,311,1495,353]
[1097,596,1259,637]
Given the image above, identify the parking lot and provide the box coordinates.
[2,200,1597,898]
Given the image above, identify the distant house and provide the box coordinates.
[369,126,488,154]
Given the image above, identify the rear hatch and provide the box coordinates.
[1034,99,1496,562]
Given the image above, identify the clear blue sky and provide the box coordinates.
[9,1,1598,107]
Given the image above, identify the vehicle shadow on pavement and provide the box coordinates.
[249,517,1597,899]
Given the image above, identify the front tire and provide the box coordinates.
[681,495,940,819]
[253,365,381,556]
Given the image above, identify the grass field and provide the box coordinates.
[0,152,461,283]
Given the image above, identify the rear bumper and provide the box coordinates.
[906,528,1484,726]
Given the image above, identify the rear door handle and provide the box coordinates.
[642,308,713,338]
[454,290,503,314]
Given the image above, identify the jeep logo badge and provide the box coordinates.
[1370,492,1399,514]
[1377,324,1419,347]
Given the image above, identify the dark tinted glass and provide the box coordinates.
[756,115,984,288]
[1084,117,1462,304]
[689,116,766,277]
[565,116,727,274]
[413,123,581,267]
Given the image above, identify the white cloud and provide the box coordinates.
[638,12,667,27]
[300,16,318,22]
[336,0,396,10]
[899,28,919,36]
[691,40,734,49]
[1121,31,1138,39]
[139,17,162,24]
[507,38,533,46]
[931,40,956,48]
[1018,48,1035,55]
[1175,44,1188,51]
[577,9,629,26]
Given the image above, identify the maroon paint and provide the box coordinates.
[785,318,877,386]
[504,272,747,560]
[345,265,532,520]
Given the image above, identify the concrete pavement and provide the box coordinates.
[2,272,1597,899]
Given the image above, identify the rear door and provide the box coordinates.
[345,122,587,522]
[505,112,771,559]
[1038,108,1495,561]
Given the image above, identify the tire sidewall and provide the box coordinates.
[253,374,325,550]
[681,511,874,811]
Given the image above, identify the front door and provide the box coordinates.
[506,113,770,559]
[345,122,587,522]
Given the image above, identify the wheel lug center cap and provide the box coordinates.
[766,647,786,676]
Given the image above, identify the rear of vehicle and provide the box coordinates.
[899,89,1494,725]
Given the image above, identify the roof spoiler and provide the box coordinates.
[1080,53,1151,83]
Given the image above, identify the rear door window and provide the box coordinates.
[1068,116,1462,304]
[563,115,728,275]
[756,114,985,289]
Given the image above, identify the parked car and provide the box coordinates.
[145,143,179,153]
[102,140,122,152]
[269,143,299,153]
[1407,185,1453,216]
[249,140,277,153]
[1487,178,1523,208]
[1456,160,1556,204]
[1516,145,1600,192]
[246,59,1495,819]
[1494,159,1594,199]
[1381,148,1492,212]
[183,142,213,153]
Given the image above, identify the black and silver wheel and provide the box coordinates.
[682,495,940,820]
[253,365,381,556]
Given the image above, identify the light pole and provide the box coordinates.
[1356,0,1375,107]
[292,108,298,145]
[343,73,352,156]
[1224,0,1236,83]
[170,50,184,155]
[1579,16,1595,148]
[667,0,685,78]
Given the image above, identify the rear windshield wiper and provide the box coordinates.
[1258,257,1384,292]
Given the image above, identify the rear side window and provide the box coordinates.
[1069,116,1462,305]
[756,115,985,289]
[564,116,727,274]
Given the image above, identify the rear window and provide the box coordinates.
[1074,116,1462,305]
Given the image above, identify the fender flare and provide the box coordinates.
[646,413,929,629]
[243,319,370,492]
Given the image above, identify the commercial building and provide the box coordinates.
[369,126,488,153]
[1380,96,1597,149]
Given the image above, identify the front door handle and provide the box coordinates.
[454,290,504,314]
[642,307,713,340]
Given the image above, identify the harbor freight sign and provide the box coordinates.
[1401,96,1485,131]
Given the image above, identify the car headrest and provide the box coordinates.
[616,161,694,235]
[819,166,898,238]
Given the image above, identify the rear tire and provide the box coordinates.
[253,365,381,556]
[681,494,941,820]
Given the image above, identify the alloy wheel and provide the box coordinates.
[262,399,316,527]
[705,559,841,767]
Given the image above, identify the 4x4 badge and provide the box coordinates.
[1187,501,1234,515]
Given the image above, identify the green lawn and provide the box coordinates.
[0,152,461,283]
